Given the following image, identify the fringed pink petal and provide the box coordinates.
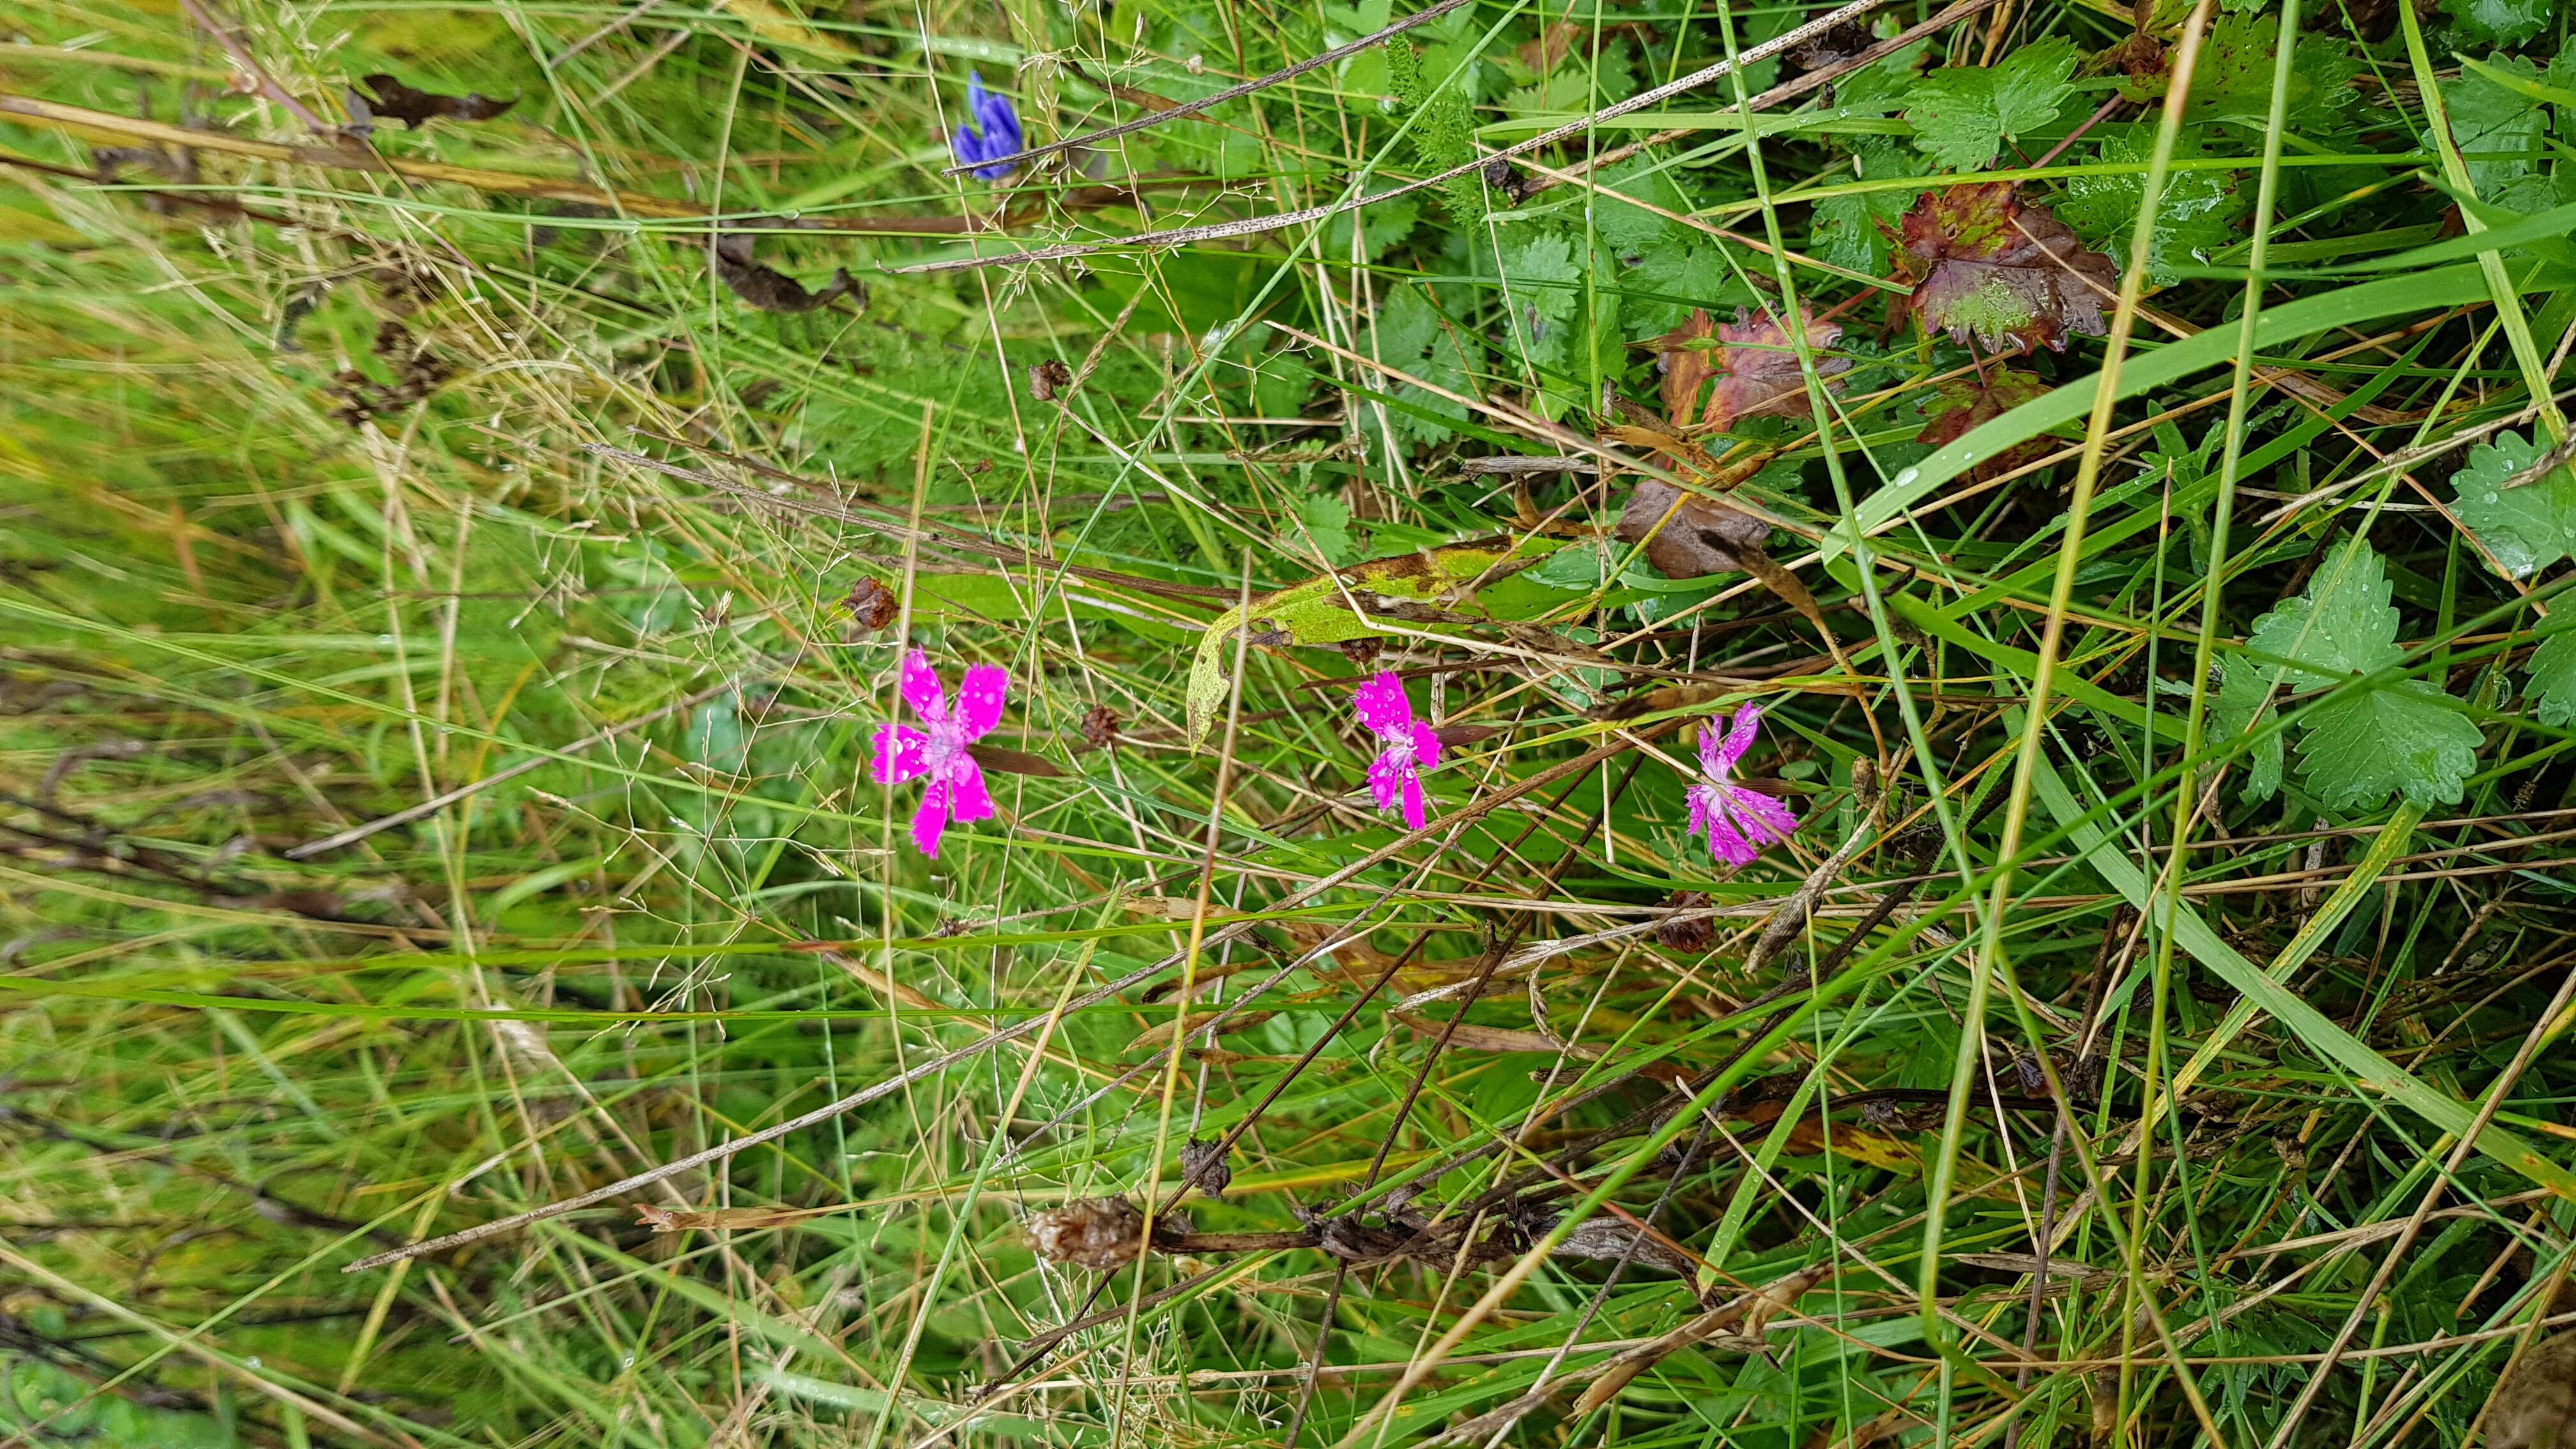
[1713,703,1765,775]
[946,755,997,823]
[1686,781,1716,842]
[1409,721,1442,773]
[955,664,1009,740]
[1366,748,1408,812]
[870,723,930,785]
[900,649,947,722]
[1700,803,1756,866]
[1353,671,1413,738]
[909,781,951,859]
[1719,783,1799,848]
[1400,772,1427,831]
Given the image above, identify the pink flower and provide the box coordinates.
[1685,704,1800,866]
[1353,671,1442,831]
[870,650,1008,858]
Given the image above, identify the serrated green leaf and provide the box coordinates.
[1295,492,1356,566]
[1905,36,2076,171]
[2244,545,2406,682]
[2058,130,2246,286]
[1811,140,1932,273]
[2188,16,2360,134]
[2450,430,2576,578]
[2442,0,2550,47]
[2296,684,2485,809]
[2437,54,2545,197]
[2527,629,2576,726]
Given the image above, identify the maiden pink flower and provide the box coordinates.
[870,650,1008,858]
[1685,704,1800,866]
[1353,671,1441,830]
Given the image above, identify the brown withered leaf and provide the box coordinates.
[1388,1008,1600,1059]
[965,742,1064,778]
[1891,183,2118,353]
[1614,478,1771,579]
[356,73,516,128]
[1915,368,2059,481]
[1128,1008,1280,1052]
[711,233,857,314]
[1652,305,1849,430]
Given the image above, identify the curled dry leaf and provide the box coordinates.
[1651,305,1849,430]
[1614,478,1771,579]
[711,234,857,314]
[1572,1262,1832,1414]
[1128,1007,1279,1052]
[1387,1008,1600,1058]
[2487,1330,2575,1449]
[355,74,517,128]
[1891,183,2117,353]
[1027,1196,1147,1269]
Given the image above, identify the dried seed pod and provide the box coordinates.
[1656,891,1713,953]
[1337,637,1384,669]
[843,578,898,631]
[711,233,856,314]
[1028,1197,1146,1270]
[1029,359,1073,401]
[1181,1137,1232,1202]
[2487,1331,2575,1449]
[1079,705,1121,751]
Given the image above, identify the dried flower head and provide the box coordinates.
[1079,704,1122,751]
[843,578,898,631]
[1656,891,1715,953]
[1181,1137,1232,1202]
[1028,1196,1146,1270]
[1029,358,1072,401]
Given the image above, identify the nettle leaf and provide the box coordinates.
[2057,130,2245,286]
[2442,0,2551,47]
[1892,183,2119,352]
[2437,55,2544,197]
[2527,629,2576,727]
[1904,36,2076,171]
[2220,544,2481,811]
[1322,195,1420,261]
[2450,430,2576,579]
[1590,158,1690,257]
[1652,305,1850,430]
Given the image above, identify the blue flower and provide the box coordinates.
[951,72,1024,181]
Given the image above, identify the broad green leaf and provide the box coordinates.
[1905,36,2076,170]
[2442,0,2551,47]
[2244,544,2405,682]
[2528,629,2576,726]
[2058,130,2246,286]
[2451,429,2576,579]
[2296,684,2485,809]
[2436,53,2545,197]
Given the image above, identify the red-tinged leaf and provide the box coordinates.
[1614,478,1771,579]
[1915,369,2058,480]
[1890,183,2119,353]
[1653,306,1850,429]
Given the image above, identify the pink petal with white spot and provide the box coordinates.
[871,723,930,784]
[900,649,947,721]
[946,754,997,823]
[1353,672,1413,737]
[955,664,1009,740]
